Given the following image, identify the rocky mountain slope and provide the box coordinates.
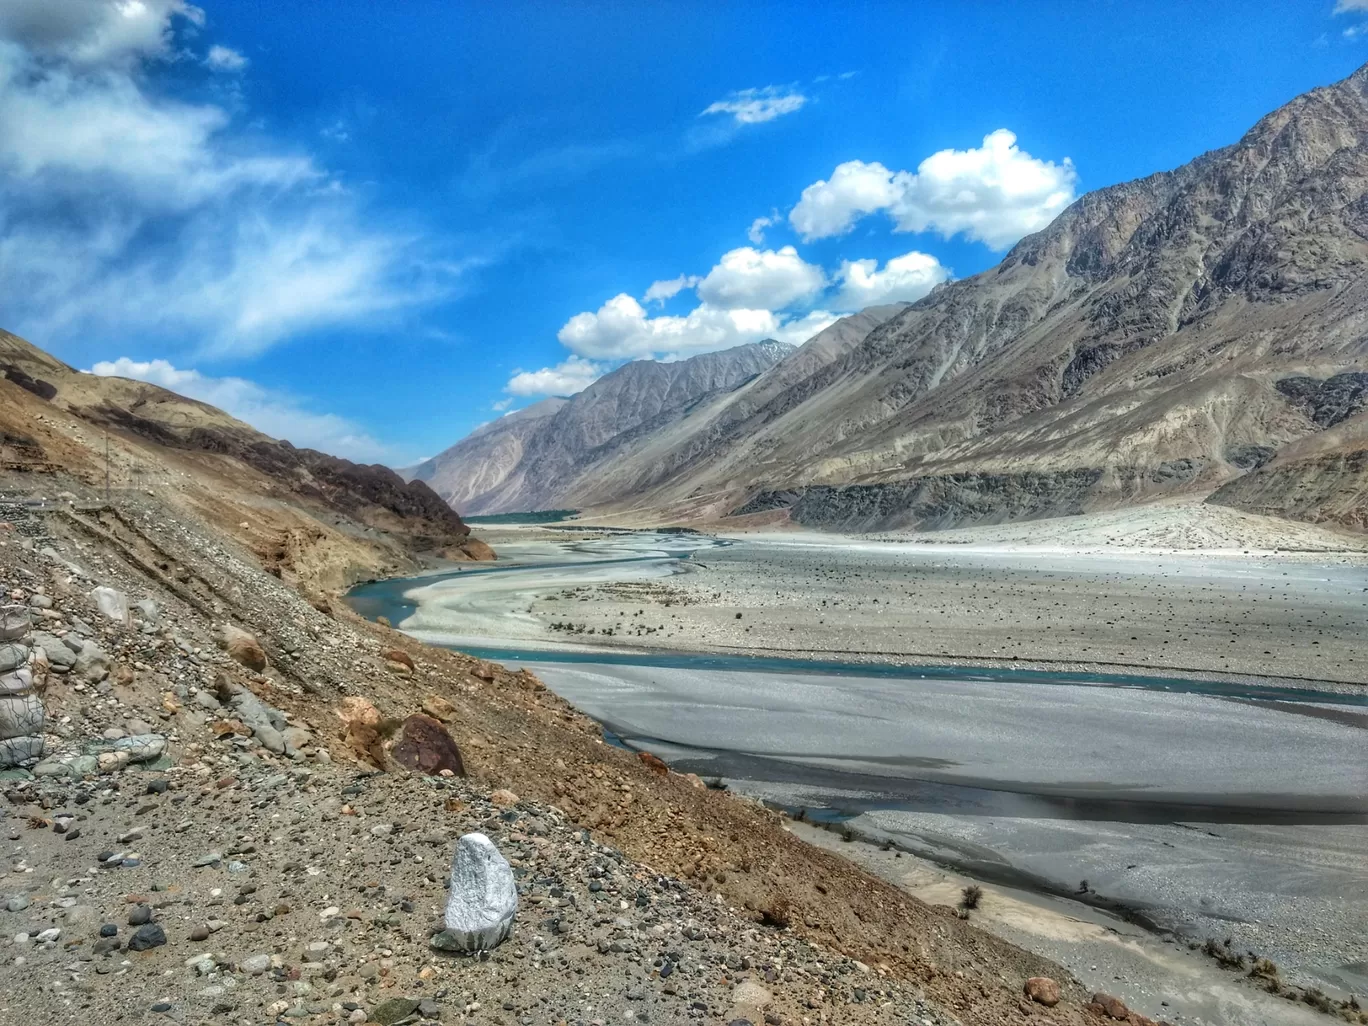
[410,340,797,514]
[441,66,1368,533]
[0,330,491,591]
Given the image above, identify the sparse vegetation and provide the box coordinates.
[960,884,983,910]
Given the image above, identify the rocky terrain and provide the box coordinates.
[0,462,1202,1025]
[422,66,1368,537]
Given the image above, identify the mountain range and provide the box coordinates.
[417,64,1368,532]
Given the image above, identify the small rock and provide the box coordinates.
[219,625,267,671]
[1024,977,1061,1007]
[371,997,421,1025]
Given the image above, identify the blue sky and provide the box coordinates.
[2,1,1366,466]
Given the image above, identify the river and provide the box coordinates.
[347,528,1368,1022]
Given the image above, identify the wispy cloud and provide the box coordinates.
[701,85,807,125]
[204,44,248,72]
[0,1,469,359]
[88,357,401,463]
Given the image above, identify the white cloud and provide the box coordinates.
[643,274,699,305]
[832,250,950,311]
[0,0,203,68]
[0,5,463,360]
[204,43,247,72]
[87,357,397,462]
[696,246,825,311]
[505,356,605,397]
[789,130,1077,249]
[701,85,806,125]
[1335,0,1368,11]
[747,211,779,244]
[770,310,839,347]
[0,44,314,211]
[558,294,787,361]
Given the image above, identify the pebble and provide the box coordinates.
[127,923,167,951]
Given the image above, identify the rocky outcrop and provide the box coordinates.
[86,401,470,549]
[0,328,478,562]
[1275,373,1368,428]
[740,470,1106,531]
[1209,446,1368,529]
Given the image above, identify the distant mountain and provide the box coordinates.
[410,340,798,513]
[514,65,1368,532]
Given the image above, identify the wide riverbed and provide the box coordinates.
[348,528,1368,1023]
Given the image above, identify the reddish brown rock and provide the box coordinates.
[637,751,669,776]
[337,696,386,766]
[390,714,465,777]
[382,648,415,670]
[1024,977,1061,1007]
[1088,993,1130,1020]
[422,694,459,722]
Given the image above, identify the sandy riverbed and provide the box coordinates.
[478,519,1368,686]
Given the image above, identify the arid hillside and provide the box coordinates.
[0,329,491,593]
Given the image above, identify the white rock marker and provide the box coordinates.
[440,832,517,951]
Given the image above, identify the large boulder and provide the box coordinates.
[219,680,288,754]
[113,734,167,763]
[0,668,33,695]
[391,714,465,777]
[0,736,43,767]
[219,624,268,671]
[72,640,110,683]
[1024,977,1061,1007]
[338,696,386,766]
[433,833,517,952]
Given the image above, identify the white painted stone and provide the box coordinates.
[440,832,517,951]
